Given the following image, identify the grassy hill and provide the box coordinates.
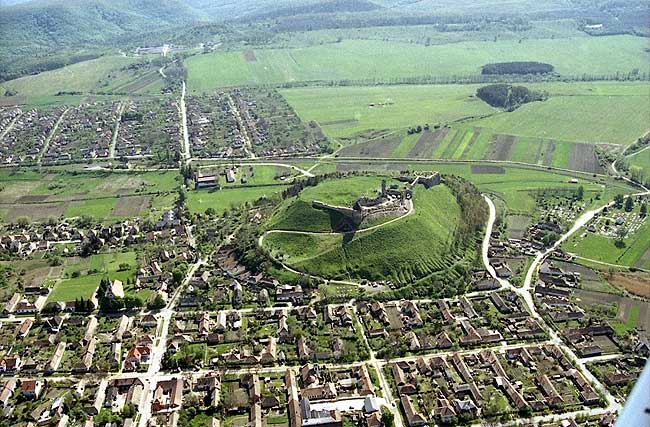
[263,178,485,286]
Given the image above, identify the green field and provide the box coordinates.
[0,55,138,97]
[187,36,649,91]
[628,148,650,176]
[469,82,650,145]
[263,183,466,283]
[563,204,650,269]
[283,82,649,146]
[282,84,494,138]
[0,170,179,222]
[47,252,138,302]
[187,185,288,215]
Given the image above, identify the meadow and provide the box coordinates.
[186,185,289,215]
[186,35,649,91]
[47,251,141,302]
[283,82,649,146]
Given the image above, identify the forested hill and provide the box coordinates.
[1,0,201,47]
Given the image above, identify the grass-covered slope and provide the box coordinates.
[264,180,483,285]
[266,176,387,232]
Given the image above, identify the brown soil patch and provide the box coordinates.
[541,141,556,166]
[0,96,27,106]
[484,134,516,161]
[408,128,450,159]
[338,135,401,158]
[6,203,67,222]
[610,273,650,298]
[16,195,49,203]
[569,143,604,174]
[244,49,257,62]
[470,165,505,174]
[112,196,150,217]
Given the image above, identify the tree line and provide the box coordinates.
[476,84,546,111]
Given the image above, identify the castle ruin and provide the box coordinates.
[312,172,441,228]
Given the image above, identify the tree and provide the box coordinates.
[614,194,624,208]
[148,294,166,310]
[624,196,634,212]
[641,203,647,217]
[577,185,584,200]
[381,409,395,427]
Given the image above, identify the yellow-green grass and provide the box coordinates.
[263,184,462,283]
[187,185,288,215]
[186,36,649,91]
[628,148,650,176]
[0,56,138,97]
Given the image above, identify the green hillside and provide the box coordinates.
[263,179,485,286]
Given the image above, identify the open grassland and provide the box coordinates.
[0,170,178,222]
[628,147,650,175]
[282,84,494,138]
[284,82,650,146]
[187,36,649,91]
[0,55,137,97]
[187,185,288,216]
[468,82,650,145]
[197,164,301,187]
[47,251,141,302]
[263,184,463,283]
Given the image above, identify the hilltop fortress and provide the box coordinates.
[312,173,441,228]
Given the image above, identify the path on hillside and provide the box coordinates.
[37,108,69,165]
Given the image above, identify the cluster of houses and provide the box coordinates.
[391,344,601,426]
[167,304,363,367]
[0,106,65,165]
[0,313,156,376]
[186,90,328,160]
[116,100,180,158]
[357,292,545,356]
[0,211,189,259]
[231,89,328,158]
[180,245,305,310]
[44,102,120,163]
[186,93,246,158]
